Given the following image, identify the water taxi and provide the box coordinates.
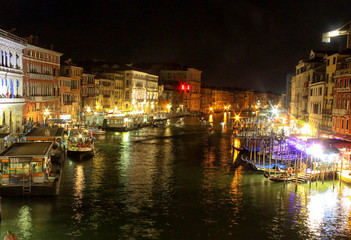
[67,129,94,160]
[24,127,65,163]
[102,116,143,131]
[0,142,62,196]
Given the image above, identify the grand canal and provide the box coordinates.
[0,114,351,239]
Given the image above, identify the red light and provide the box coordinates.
[187,85,190,90]
[181,84,185,90]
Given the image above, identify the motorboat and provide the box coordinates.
[66,129,94,160]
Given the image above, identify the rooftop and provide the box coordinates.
[0,142,52,156]
[25,127,64,137]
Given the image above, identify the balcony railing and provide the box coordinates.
[332,108,350,116]
[0,29,27,45]
[335,87,351,93]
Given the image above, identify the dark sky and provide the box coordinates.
[0,0,351,93]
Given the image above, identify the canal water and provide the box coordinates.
[0,114,351,239]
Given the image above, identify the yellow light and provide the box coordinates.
[87,106,91,113]
[301,124,312,135]
[167,104,171,109]
[235,115,240,121]
[210,107,213,111]
[329,30,340,37]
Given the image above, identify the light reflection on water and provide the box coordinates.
[0,115,350,239]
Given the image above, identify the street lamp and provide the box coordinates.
[44,109,50,127]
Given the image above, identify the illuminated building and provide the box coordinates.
[60,59,83,121]
[160,67,202,113]
[332,56,351,136]
[0,29,27,133]
[322,51,351,133]
[119,70,158,113]
[200,87,213,113]
[22,39,62,125]
[212,89,229,112]
[81,73,96,110]
[95,75,114,112]
[290,50,330,129]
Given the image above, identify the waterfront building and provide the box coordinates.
[0,29,27,133]
[22,40,62,125]
[58,76,72,120]
[290,50,326,126]
[254,92,268,108]
[160,68,202,113]
[60,59,83,122]
[118,70,159,113]
[332,56,351,136]
[236,90,254,109]
[95,75,114,113]
[96,72,124,112]
[307,63,326,136]
[212,89,229,112]
[322,51,351,133]
[81,73,96,110]
[200,87,213,113]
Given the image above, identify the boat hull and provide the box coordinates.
[338,170,351,185]
[67,149,93,160]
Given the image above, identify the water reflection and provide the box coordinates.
[17,205,32,240]
[68,164,86,238]
[229,166,243,225]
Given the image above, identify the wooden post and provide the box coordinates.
[295,155,299,192]
[332,162,336,189]
[254,138,257,166]
[322,163,325,184]
[340,159,343,186]
[263,142,266,170]
[316,158,319,186]
[269,139,272,175]
[309,156,313,187]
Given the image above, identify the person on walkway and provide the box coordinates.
[3,231,17,240]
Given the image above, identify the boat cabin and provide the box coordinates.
[25,127,64,145]
[0,142,53,185]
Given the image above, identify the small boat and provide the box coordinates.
[66,129,94,160]
[264,172,295,182]
[337,170,351,185]
[89,128,106,135]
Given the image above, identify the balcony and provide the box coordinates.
[335,87,351,93]
[322,109,332,115]
[0,97,25,105]
[332,108,349,116]
[63,101,73,106]
[29,73,54,81]
[30,96,58,102]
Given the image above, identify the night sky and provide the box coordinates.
[0,0,351,93]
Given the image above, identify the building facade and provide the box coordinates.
[60,60,83,121]
[0,29,27,133]
[22,44,62,125]
[332,56,351,135]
